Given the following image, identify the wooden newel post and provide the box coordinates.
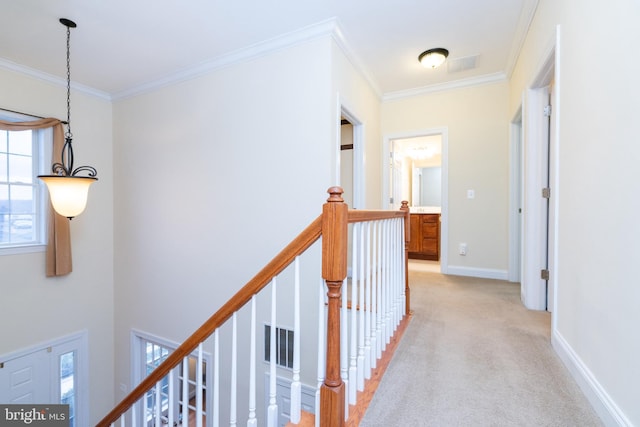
[321,186,347,427]
[400,201,411,314]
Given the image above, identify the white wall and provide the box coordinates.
[510,0,640,424]
[0,68,115,424]
[113,36,339,421]
[382,82,510,276]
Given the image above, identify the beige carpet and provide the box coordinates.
[359,269,602,427]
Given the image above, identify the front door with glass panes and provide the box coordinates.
[0,333,85,426]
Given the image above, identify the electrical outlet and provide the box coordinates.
[459,243,467,256]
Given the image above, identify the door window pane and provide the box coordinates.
[60,351,76,427]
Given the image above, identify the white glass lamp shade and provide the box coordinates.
[40,176,97,218]
[419,48,449,68]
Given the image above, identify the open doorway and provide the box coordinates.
[517,36,558,315]
[338,107,364,209]
[385,129,449,274]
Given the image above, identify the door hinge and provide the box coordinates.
[544,105,552,117]
[390,197,394,204]
[542,187,551,199]
[541,269,550,280]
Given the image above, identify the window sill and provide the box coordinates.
[0,244,46,256]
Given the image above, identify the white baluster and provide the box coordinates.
[364,220,372,379]
[168,368,174,427]
[348,223,359,404]
[142,381,148,427]
[372,221,382,360]
[381,219,388,348]
[377,220,386,354]
[357,222,366,390]
[248,295,257,427]
[154,381,161,426]
[315,279,326,427]
[131,400,137,427]
[385,219,393,345]
[370,221,378,368]
[231,312,238,427]
[387,220,393,349]
[341,234,349,421]
[182,356,189,427]
[401,219,407,317]
[213,330,220,427]
[290,257,302,423]
[267,278,278,427]
[197,343,203,427]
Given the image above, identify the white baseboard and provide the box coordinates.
[551,330,632,427]
[445,265,508,280]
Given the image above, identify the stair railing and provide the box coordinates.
[97,186,409,427]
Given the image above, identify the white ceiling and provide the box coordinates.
[0,0,537,100]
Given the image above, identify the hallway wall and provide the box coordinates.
[510,0,640,424]
[382,82,510,278]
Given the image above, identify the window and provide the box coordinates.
[133,332,210,427]
[60,351,76,427]
[264,324,294,369]
[0,113,51,254]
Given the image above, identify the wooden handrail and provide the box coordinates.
[96,215,323,427]
[97,186,410,427]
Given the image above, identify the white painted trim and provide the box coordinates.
[130,329,214,425]
[114,18,352,101]
[338,97,365,209]
[552,331,632,427]
[382,72,507,102]
[330,23,382,99]
[446,266,508,281]
[0,57,111,101]
[508,108,523,283]
[504,0,540,78]
[382,128,449,274]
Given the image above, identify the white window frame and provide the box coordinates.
[0,111,52,255]
[131,329,213,427]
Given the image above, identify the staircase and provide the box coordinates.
[97,187,411,427]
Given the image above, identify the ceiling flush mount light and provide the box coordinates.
[39,18,97,219]
[418,48,449,69]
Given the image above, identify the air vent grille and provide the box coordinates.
[447,55,479,73]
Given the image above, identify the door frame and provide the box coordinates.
[519,27,559,316]
[337,97,364,209]
[508,108,523,284]
[0,330,89,426]
[383,128,449,274]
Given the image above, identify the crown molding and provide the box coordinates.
[382,72,508,102]
[112,18,347,101]
[504,0,540,78]
[0,57,111,101]
[329,21,382,99]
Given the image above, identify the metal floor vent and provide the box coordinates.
[264,324,294,369]
[447,55,479,73]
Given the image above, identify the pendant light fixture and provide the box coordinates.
[418,48,449,69]
[39,18,97,219]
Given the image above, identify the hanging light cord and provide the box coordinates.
[47,18,97,179]
[65,23,72,139]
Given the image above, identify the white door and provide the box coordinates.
[0,333,85,426]
[0,347,50,403]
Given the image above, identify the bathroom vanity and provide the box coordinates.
[408,212,440,261]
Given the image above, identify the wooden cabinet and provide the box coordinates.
[408,213,440,260]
